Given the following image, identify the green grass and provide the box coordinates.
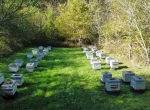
[0,47,150,110]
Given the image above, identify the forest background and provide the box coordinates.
[0,0,150,65]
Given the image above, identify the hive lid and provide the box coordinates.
[2,80,16,87]
[11,74,23,79]
[106,78,120,83]
[131,76,146,82]
[122,71,135,75]
[0,73,4,77]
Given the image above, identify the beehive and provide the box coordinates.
[130,76,146,90]
[43,48,48,54]
[99,52,106,59]
[2,80,17,96]
[14,59,23,67]
[0,73,4,84]
[47,46,51,51]
[27,52,33,58]
[96,51,100,57]
[105,57,114,65]
[26,63,34,72]
[101,72,112,83]
[90,58,97,65]
[91,47,98,53]
[39,46,43,51]
[122,71,135,83]
[89,45,93,49]
[8,63,19,72]
[105,78,120,92]
[86,53,93,60]
[30,59,38,67]
[36,53,42,60]
[110,60,119,69]
[32,49,39,55]
[92,60,101,70]
[10,74,24,86]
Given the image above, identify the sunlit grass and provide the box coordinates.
[0,47,150,110]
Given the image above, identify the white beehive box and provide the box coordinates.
[2,80,17,96]
[43,48,48,54]
[27,52,33,58]
[8,63,19,72]
[90,58,97,65]
[32,49,39,55]
[99,52,106,59]
[105,57,114,65]
[130,76,146,90]
[101,72,112,83]
[30,59,38,67]
[26,63,34,72]
[122,71,135,83]
[47,46,51,51]
[96,51,100,57]
[14,59,23,67]
[83,48,88,53]
[105,78,120,92]
[39,46,43,51]
[92,60,101,70]
[89,45,93,49]
[36,53,42,60]
[86,53,93,60]
[0,73,4,84]
[10,74,24,86]
[91,47,98,53]
[110,60,119,69]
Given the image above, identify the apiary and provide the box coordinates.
[105,57,114,65]
[122,71,135,83]
[47,46,51,51]
[110,60,119,69]
[39,46,43,51]
[14,59,23,67]
[8,63,19,72]
[26,63,34,72]
[27,52,33,58]
[36,53,42,60]
[92,60,101,70]
[130,76,146,91]
[99,52,106,59]
[2,80,17,96]
[0,73,4,84]
[30,59,38,67]
[105,78,120,93]
[90,58,97,65]
[101,72,112,83]
[10,74,24,86]
[86,53,93,60]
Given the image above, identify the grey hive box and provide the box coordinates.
[14,59,23,67]
[0,73,4,84]
[122,71,135,83]
[101,72,112,83]
[105,78,120,93]
[26,63,34,72]
[30,59,38,67]
[43,48,48,54]
[2,80,17,96]
[130,76,146,91]
[47,46,51,51]
[36,53,42,60]
[39,46,44,51]
[32,49,39,55]
[8,63,19,72]
[10,74,24,86]
[27,52,33,58]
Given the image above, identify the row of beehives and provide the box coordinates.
[0,46,51,97]
[81,45,146,93]
[82,45,119,70]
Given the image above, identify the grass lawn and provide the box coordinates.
[0,47,150,110]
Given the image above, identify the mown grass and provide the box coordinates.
[0,47,150,110]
